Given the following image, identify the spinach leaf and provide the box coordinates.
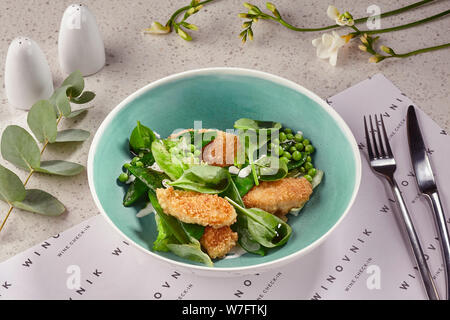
[234,119,282,131]
[123,178,149,207]
[182,222,205,240]
[153,212,177,252]
[127,166,167,192]
[129,121,156,153]
[151,139,185,180]
[167,242,213,267]
[232,214,266,256]
[226,197,292,248]
[220,175,244,206]
[231,174,255,198]
[255,156,288,181]
[168,165,230,194]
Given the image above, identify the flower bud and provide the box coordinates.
[369,54,385,63]
[266,2,277,12]
[380,45,395,55]
[177,28,192,41]
[358,45,367,52]
[144,21,171,34]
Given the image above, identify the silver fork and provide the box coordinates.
[364,114,440,300]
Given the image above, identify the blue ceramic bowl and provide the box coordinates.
[88,68,361,276]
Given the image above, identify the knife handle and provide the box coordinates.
[426,191,450,300]
[389,178,440,300]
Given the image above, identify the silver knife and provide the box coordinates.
[407,105,450,300]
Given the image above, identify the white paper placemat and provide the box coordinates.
[1,74,449,300]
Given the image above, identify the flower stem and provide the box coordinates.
[388,42,450,59]
[356,9,450,35]
[0,113,64,234]
[166,0,216,27]
[264,0,435,32]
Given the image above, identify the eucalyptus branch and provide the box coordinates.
[0,71,95,234]
[239,0,436,42]
[144,0,217,41]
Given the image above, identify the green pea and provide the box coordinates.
[303,139,310,146]
[272,138,280,144]
[123,163,131,170]
[300,166,306,173]
[131,157,140,164]
[194,149,201,156]
[278,146,284,155]
[308,168,317,177]
[292,151,302,161]
[189,144,196,153]
[118,173,129,183]
[279,132,287,142]
[286,133,294,140]
[289,146,297,153]
[294,133,303,142]
[306,156,312,162]
[282,151,292,159]
[304,174,313,182]
[136,161,144,167]
[280,156,289,163]
[284,128,292,134]
[305,145,314,153]
[295,142,304,151]
[138,152,144,158]
[305,162,313,170]
[269,143,275,150]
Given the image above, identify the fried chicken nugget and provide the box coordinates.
[202,131,239,167]
[200,226,238,259]
[242,177,313,216]
[156,187,237,228]
[169,129,239,167]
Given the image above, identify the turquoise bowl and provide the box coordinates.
[88,68,361,276]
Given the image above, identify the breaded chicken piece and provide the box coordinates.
[242,177,313,216]
[169,129,239,167]
[202,131,239,167]
[156,187,237,228]
[200,226,238,259]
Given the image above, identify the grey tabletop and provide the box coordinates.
[0,0,449,262]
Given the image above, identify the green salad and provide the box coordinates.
[117,119,323,266]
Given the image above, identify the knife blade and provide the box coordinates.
[407,106,436,193]
[407,104,450,300]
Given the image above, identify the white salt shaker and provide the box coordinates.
[58,4,105,76]
[4,37,54,110]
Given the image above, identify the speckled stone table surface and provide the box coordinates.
[0,0,449,261]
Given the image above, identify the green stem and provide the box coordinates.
[165,0,216,27]
[389,42,450,59]
[264,0,435,32]
[357,9,450,35]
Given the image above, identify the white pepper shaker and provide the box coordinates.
[4,37,54,110]
[58,4,105,76]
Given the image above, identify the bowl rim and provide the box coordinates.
[87,67,362,273]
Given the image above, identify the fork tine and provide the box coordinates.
[369,115,380,158]
[375,114,386,157]
[363,116,374,160]
[379,113,393,157]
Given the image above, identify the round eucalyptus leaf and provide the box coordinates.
[55,129,90,143]
[61,70,84,98]
[0,164,26,203]
[66,107,91,119]
[70,91,95,104]
[27,100,57,143]
[36,160,84,176]
[1,125,41,170]
[12,189,65,216]
[49,86,72,117]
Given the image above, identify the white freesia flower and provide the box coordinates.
[144,22,170,34]
[312,31,346,66]
[327,5,354,26]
